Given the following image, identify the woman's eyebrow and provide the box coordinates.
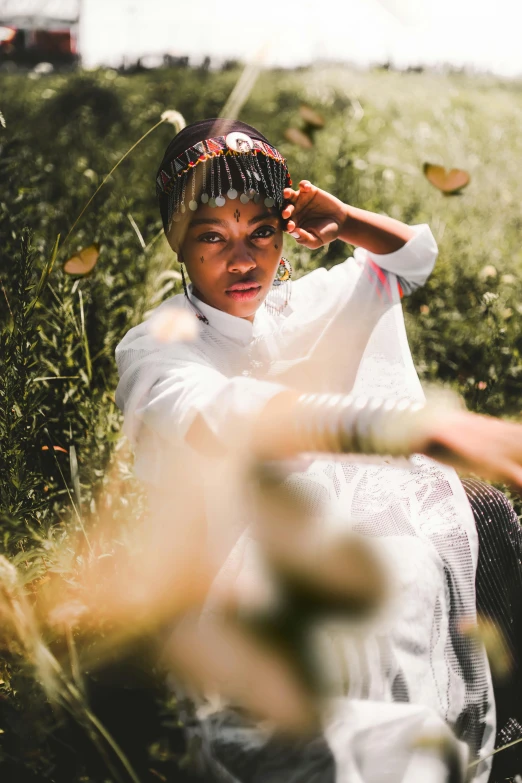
[248,211,278,225]
[189,217,227,227]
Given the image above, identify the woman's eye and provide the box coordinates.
[252,226,276,239]
[199,232,223,243]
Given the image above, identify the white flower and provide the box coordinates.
[161,110,186,132]
[147,308,199,344]
[479,265,497,280]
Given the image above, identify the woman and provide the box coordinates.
[116,119,522,782]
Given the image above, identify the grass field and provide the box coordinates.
[1,63,522,780]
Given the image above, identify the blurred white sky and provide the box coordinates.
[3,0,522,75]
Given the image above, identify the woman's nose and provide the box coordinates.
[228,245,256,274]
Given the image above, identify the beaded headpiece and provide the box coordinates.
[156,119,291,233]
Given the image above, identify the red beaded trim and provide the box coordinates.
[157,135,289,196]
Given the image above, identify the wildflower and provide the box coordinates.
[482,291,498,305]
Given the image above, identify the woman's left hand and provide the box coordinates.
[282,181,348,249]
[416,410,522,492]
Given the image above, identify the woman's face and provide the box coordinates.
[172,198,283,321]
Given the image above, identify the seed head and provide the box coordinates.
[161,110,186,132]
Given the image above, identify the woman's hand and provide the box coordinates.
[282,180,414,253]
[282,180,347,249]
[415,410,522,492]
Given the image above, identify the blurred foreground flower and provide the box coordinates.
[147,307,199,343]
[461,615,512,681]
[165,611,320,735]
[251,462,388,620]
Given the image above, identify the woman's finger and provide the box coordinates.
[286,219,296,233]
[298,180,313,193]
[281,203,295,220]
[283,187,299,203]
[292,227,321,248]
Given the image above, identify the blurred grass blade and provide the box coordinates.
[469,736,522,769]
[26,234,60,315]
[78,289,92,382]
[127,213,146,249]
[43,427,93,555]
[69,445,82,514]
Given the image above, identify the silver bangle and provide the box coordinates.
[293,393,427,456]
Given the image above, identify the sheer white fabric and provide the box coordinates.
[115,224,495,782]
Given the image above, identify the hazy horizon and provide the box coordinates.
[1,0,521,79]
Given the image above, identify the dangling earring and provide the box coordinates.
[179,260,209,325]
[180,261,190,299]
[265,257,292,316]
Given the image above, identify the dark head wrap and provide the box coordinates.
[156,118,291,232]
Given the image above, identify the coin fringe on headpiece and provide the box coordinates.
[156,132,291,232]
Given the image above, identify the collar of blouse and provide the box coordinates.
[188,286,278,347]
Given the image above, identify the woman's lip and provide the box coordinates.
[226,281,261,291]
[225,285,262,302]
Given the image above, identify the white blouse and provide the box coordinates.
[115,225,495,783]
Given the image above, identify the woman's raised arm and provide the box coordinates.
[282,180,437,293]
